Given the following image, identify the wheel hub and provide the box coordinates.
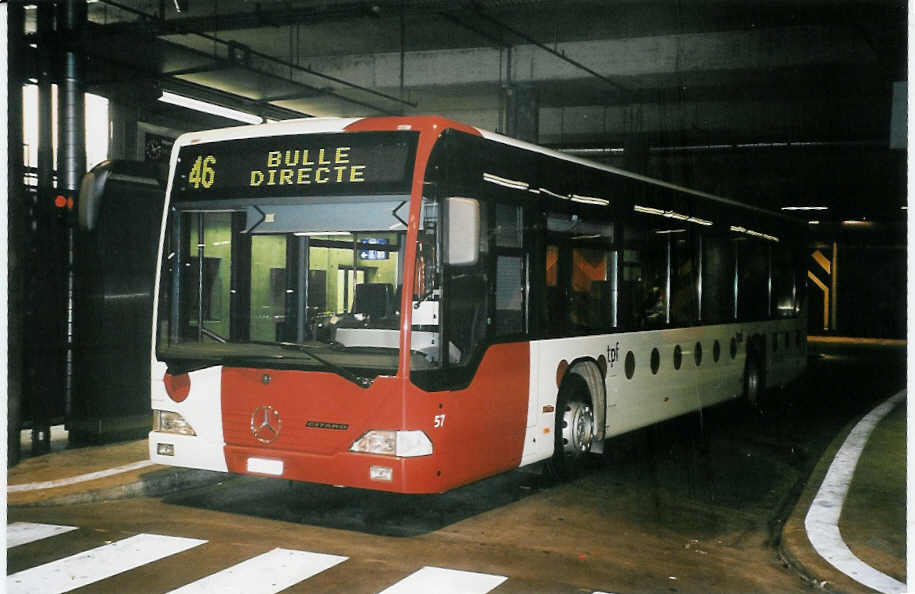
[562,401,594,455]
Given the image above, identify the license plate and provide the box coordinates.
[246,457,283,476]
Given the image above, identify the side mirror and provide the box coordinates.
[444,197,479,266]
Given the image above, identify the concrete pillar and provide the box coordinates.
[108,102,140,161]
[8,0,25,467]
[504,84,539,143]
[623,133,650,175]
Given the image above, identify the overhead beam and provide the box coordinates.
[96,0,418,110]
[294,25,877,92]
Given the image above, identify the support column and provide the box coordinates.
[109,101,140,160]
[7,0,26,467]
[27,0,57,456]
[623,133,650,175]
[58,0,88,433]
[504,84,540,143]
[830,241,839,333]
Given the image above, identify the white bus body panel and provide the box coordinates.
[149,365,228,472]
[519,320,806,467]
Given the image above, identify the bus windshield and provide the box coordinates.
[156,201,408,383]
[156,131,419,384]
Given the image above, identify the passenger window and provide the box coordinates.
[737,239,770,320]
[622,223,667,329]
[669,232,697,325]
[495,255,524,335]
[546,212,613,335]
[571,246,609,331]
[701,235,733,323]
[493,204,526,337]
[771,246,796,318]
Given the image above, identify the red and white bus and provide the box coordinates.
[149,115,807,493]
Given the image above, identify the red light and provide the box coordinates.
[54,195,67,208]
[163,372,191,402]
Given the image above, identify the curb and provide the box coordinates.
[778,406,897,593]
[9,467,229,508]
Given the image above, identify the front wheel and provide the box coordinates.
[548,374,595,479]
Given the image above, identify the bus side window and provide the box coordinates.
[669,232,698,326]
[771,245,796,318]
[493,203,525,337]
[737,238,770,320]
[623,223,668,329]
[701,235,732,323]
[570,246,609,331]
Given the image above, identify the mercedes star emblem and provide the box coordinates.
[250,405,282,444]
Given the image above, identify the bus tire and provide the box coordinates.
[744,350,764,409]
[548,374,595,479]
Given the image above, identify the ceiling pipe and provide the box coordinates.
[471,8,629,97]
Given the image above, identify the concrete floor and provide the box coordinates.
[7,339,906,593]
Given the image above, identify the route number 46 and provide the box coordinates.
[188,155,216,189]
[433,414,446,428]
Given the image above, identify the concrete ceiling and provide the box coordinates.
[24,0,908,223]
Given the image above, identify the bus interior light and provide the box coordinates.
[153,410,197,436]
[349,430,433,457]
[483,172,529,191]
[570,194,610,206]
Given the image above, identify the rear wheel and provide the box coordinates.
[548,374,595,479]
[744,349,764,409]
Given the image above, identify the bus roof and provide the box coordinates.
[172,115,800,224]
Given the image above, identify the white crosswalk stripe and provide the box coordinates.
[167,547,348,594]
[6,524,536,593]
[377,566,508,594]
[6,522,78,549]
[6,533,207,594]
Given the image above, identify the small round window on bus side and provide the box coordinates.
[650,348,660,375]
[673,345,682,370]
[713,340,721,362]
[694,342,702,366]
[625,351,636,379]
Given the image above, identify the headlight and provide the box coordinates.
[349,430,432,457]
[153,410,197,436]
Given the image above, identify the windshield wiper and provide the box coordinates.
[245,340,372,388]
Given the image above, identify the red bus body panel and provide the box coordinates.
[221,342,529,493]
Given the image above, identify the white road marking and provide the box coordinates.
[804,389,906,594]
[6,533,206,594]
[6,523,78,548]
[8,460,156,492]
[377,566,508,594]
[167,548,348,593]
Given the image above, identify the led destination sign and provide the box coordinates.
[173,131,417,201]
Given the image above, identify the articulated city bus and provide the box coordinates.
[149,115,807,493]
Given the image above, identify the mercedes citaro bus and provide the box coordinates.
[149,116,806,493]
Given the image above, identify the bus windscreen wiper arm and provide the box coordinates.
[247,340,372,388]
